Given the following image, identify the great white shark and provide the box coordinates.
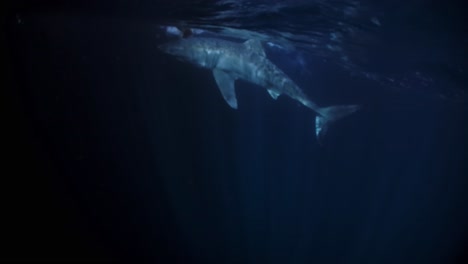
[159,37,359,143]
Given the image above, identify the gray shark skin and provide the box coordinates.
[159,37,359,143]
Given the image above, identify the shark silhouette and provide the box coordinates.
[159,37,359,143]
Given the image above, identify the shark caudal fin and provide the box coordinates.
[315,105,360,144]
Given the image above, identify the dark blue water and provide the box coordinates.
[4,0,467,263]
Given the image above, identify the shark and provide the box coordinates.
[159,37,359,143]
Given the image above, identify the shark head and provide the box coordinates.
[159,38,223,68]
[158,38,203,64]
[158,39,190,61]
[159,40,184,56]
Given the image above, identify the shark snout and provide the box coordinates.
[158,42,182,55]
[158,43,169,52]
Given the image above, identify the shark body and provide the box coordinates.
[159,37,359,143]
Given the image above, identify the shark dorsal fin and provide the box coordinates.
[243,39,265,56]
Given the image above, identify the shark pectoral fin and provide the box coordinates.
[243,39,266,56]
[267,89,280,100]
[213,69,238,109]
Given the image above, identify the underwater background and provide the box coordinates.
[3,0,468,263]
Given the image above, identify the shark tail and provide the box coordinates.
[315,104,360,144]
